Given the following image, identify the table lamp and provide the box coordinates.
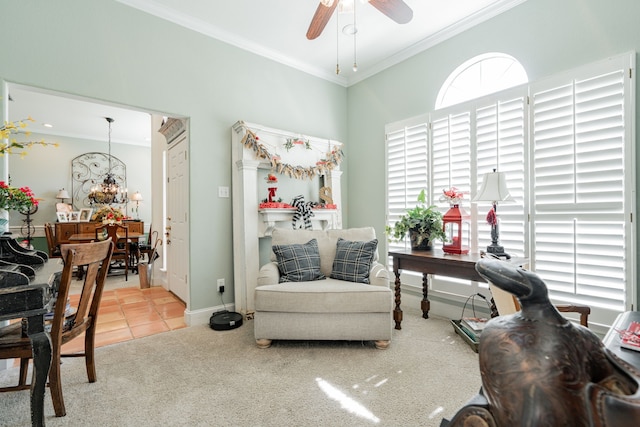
[56,189,70,204]
[55,188,72,213]
[130,191,143,220]
[472,169,513,259]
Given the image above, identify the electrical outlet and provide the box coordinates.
[217,278,225,293]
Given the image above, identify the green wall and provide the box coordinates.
[3,0,639,312]
[0,1,347,312]
[346,0,640,307]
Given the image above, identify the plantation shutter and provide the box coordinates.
[428,108,475,294]
[530,55,633,325]
[429,89,527,296]
[386,117,430,254]
[475,92,528,258]
[431,111,472,208]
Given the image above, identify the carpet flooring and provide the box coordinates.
[0,306,481,427]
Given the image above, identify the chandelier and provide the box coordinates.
[88,117,127,205]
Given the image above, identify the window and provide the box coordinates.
[386,117,429,254]
[385,52,635,326]
[436,53,528,109]
[530,64,632,319]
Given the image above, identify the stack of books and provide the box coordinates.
[619,321,640,352]
[459,316,488,341]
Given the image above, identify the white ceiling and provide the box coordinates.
[7,0,525,146]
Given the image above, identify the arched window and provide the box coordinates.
[435,53,528,109]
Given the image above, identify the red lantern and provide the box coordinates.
[442,204,470,254]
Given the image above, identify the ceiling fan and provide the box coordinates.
[306,0,413,40]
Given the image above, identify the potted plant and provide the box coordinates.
[386,189,446,250]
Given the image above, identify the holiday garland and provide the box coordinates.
[241,128,343,180]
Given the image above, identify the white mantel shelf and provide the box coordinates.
[259,208,338,236]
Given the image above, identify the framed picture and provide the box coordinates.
[79,208,93,222]
[69,211,80,222]
[56,212,69,223]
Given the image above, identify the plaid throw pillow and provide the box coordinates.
[330,238,378,284]
[273,239,325,283]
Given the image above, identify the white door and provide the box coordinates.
[166,134,189,303]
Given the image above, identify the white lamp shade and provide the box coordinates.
[130,191,143,202]
[56,189,70,200]
[472,171,514,203]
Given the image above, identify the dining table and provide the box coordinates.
[0,283,52,426]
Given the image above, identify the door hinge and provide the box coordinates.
[630,68,633,79]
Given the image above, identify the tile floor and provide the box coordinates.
[6,260,187,369]
[62,285,187,353]
[56,259,187,350]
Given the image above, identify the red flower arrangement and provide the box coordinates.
[0,181,39,212]
[441,187,464,205]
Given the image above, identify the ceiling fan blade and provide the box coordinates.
[369,0,413,24]
[306,1,339,40]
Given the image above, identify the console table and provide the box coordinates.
[55,220,143,246]
[388,249,526,330]
[0,283,52,426]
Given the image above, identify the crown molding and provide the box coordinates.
[346,0,528,86]
[117,0,527,88]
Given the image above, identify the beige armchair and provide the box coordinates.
[254,227,393,349]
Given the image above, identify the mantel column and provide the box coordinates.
[232,158,261,316]
[326,170,343,228]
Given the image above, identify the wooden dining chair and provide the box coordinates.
[489,282,591,327]
[0,239,114,417]
[44,222,62,258]
[95,223,130,281]
[138,226,159,263]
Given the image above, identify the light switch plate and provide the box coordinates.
[218,186,230,198]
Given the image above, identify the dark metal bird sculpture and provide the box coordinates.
[444,258,640,427]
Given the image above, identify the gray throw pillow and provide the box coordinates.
[273,238,325,283]
[330,238,378,284]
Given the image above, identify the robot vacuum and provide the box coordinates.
[209,310,243,331]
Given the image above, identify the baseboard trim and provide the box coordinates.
[185,303,236,326]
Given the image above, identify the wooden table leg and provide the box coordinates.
[27,315,52,427]
[393,267,403,330]
[421,273,430,319]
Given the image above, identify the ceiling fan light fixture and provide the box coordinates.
[342,24,357,35]
[338,0,354,14]
[352,0,357,72]
[309,0,412,73]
